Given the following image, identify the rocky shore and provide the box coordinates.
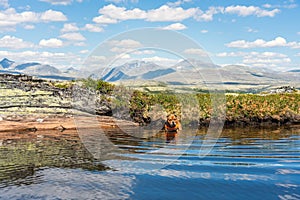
[0,115,139,134]
[0,73,299,131]
[0,115,75,133]
[0,74,72,115]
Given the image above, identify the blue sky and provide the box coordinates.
[0,0,299,71]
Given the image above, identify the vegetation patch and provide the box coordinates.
[0,74,299,127]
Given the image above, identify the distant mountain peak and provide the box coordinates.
[0,58,15,69]
[67,67,76,70]
[14,62,40,70]
[1,58,13,62]
[120,60,159,69]
[175,59,220,70]
[127,60,147,64]
[288,69,300,73]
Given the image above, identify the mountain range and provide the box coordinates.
[0,58,77,80]
[1,58,299,91]
[101,60,177,81]
[99,60,299,91]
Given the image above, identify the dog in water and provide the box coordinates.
[163,114,182,133]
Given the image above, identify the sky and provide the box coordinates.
[0,0,300,71]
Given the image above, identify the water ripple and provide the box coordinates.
[0,126,299,200]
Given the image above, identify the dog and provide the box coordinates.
[163,114,182,133]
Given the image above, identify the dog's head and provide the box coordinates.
[166,114,179,128]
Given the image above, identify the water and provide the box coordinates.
[0,125,299,200]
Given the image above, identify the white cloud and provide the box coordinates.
[88,55,107,62]
[141,56,179,66]
[39,38,64,48]
[0,8,38,27]
[84,55,108,68]
[262,4,272,8]
[183,48,207,56]
[217,51,288,58]
[224,5,280,17]
[98,4,147,21]
[243,56,291,66]
[105,0,139,3]
[93,15,118,24]
[39,0,72,5]
[283,4,297,9]
[216,51,292,69]
[108,39,142,53]
[132,50,156,55]
[201,30,208,33]
[94,4,197,23]
[40,0,85,4]
[59,32,86,41]
[147,5,198,22]
[195,5,280,21]
[110,47,132,53]
[105,0,123,2]
[109,39,142,48]
[0,27,15,32]
[0,50,83,68]
[61,23,80,33]
[194,6,223,21]
[162,23,187,30]
[93,4,279,26]
[18,5,32,11]
[83,24,104,32]
[226,37,300,49]
[40,10,68,21]
[119,53,131,59]
[262,2,297,9]
[0,8,67,30]
[167,0,192,7]
[0,35,35,49]
[246,27,258,33]
[216,51,244,57]
[80,49,89,54]
[0,0,9,8]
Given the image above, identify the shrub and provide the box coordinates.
[80,78,115,94]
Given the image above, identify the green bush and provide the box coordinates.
[80,78,115,94]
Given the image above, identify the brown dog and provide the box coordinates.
[164,114,182,132]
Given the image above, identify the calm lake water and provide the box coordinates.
[0,125,299,200]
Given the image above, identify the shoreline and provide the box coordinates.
[0,116,76,133]
[0,115,139,133]
[0,114,299,133]
[198,116,300,128]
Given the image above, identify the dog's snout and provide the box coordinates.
[171,121,176,127]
